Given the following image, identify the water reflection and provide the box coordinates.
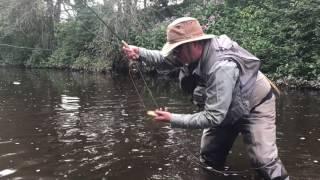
[59,95,81,111]
[0,169,17,177]
[56,94,81,144]
[0,67,319,179]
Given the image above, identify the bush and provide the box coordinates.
[131,0,319,86]
[191,1,319,80]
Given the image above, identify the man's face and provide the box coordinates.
[173,42,202,65]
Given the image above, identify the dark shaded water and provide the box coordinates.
[0,67,319,180]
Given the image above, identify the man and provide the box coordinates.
[122,17,289,180]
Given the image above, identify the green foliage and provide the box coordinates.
[189,0,320,80]
[25,50,51,67]
[134,23,167,50]
[0,0,56,66]
[1,0,319,86]
[72,55,111,72]
[132,0,319,85]
[0,0,46,65]
[44,10,98,69]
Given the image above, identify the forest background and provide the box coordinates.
[0,0,319,88]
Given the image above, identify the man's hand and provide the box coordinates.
[154,110,172,123]
[122,41,140,60]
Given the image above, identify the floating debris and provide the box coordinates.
[128,166,132,169]
[121,110,128,116]
[299,137,306,140]
[131,149,139,152]
[158,168,162,171]
[36,169,40,172]
[313,160,318,164]
[13,81,21,85]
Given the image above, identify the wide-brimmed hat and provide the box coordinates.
[161,17,215,57]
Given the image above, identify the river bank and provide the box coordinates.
[275,76,320,90]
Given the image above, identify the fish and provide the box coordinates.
[146,110,157,117]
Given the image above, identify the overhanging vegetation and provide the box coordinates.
[0,0,319,88]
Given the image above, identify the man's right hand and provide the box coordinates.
[122,42,140,61]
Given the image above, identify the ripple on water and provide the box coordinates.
[0,153,17,158]
[0,140,13,145]
[59,95,80,111]
[299,137,306,140]
[131,149,139,152]
[59,139,82,143]
[0,169,17,177]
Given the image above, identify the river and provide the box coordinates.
[0,67,319,179]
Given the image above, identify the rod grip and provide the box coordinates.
[121,40,129,48]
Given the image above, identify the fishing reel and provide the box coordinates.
[128,61,140,74]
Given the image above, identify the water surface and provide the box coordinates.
[0,67,319,179]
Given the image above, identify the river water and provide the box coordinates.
[0,67,319,180]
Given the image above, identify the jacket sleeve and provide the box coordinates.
[170,60,239,129]
[139,47,180,67]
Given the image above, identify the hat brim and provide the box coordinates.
[161,34,215,57]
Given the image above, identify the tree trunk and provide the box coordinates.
[45,0,55,50]
[54,0,62,23]
[144,0,147,8]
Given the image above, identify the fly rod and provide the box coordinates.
[78,0,158,109]
[0,43,52,51]
[79,0,122,42]
[122,40,159,109]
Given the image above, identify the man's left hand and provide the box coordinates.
[154,110,172,123]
